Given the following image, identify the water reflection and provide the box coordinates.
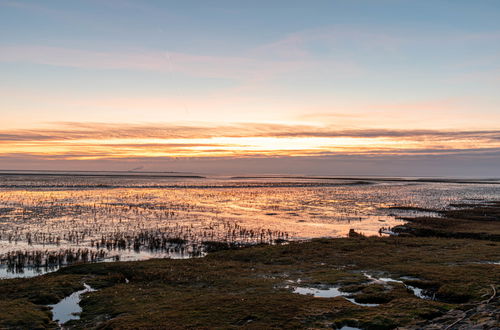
[0,175,499,277]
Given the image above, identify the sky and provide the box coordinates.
[1,0,500,176]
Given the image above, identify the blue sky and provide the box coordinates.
[1,0,500,175]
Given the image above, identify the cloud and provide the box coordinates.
[1,121,500,162]
[0,26,378,81]
[1,122,500,141]
[255,26,405,57]
[0,45,310,82]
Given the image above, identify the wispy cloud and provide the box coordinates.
[0,45,311,81]
[1,122,500,160]
[0,26,379,81]
[2,122,500,141]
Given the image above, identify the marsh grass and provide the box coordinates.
[0,234,498,329]
[0,189,290,272]
[396,201,500,240]
[0,178,499,328]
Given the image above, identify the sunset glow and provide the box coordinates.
[2,127,500,160]
[1,3,500,326]
[1,1,500,175]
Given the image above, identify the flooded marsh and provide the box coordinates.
[1,173,499,276]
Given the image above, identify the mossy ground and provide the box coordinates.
[0,202,499,329]
[397,201,500,240]
[0,237,498,329]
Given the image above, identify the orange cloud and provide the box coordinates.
[1,122,500,160]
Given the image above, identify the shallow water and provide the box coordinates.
[0,265,60,279]
[293,286,379,307]
[49,283,96,324]
[0,174,499,277]
[363,273,431,299]
[293,286,345,298]
[291,273,433,307]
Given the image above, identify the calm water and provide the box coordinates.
[1,173,499,278]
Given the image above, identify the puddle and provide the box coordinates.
[474,261,500,265]
[291,273,433,306]
[49,283,96,325]
[342,297,379,307]
[292,286,379,307]
[293,286,343,298]
[379,228,399,236]
[339,326,361,330]
[363,273,430,299]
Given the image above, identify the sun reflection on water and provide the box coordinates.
[0,175,498,277]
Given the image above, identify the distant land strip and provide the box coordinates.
[230,176,500,184]
[0,172,205,179]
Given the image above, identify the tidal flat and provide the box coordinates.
[0,201,499,329]
[0,175,499,329]
[1,174,499,276]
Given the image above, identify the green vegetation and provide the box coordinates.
[397,201,500,240]
[0,202,499,329]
